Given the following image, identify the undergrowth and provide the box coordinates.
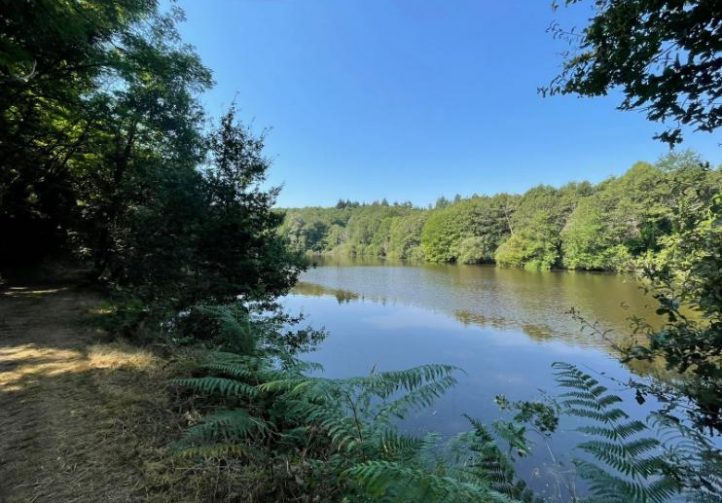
[169,304,722,503]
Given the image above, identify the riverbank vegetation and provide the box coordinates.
[281,154,722,271]
[2,1,722,502]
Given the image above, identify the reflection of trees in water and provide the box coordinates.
[454,310,554,341]
[295,269,676,379]
[521,323,553,341]
[292,282,362,304]
[454,308,670,378]
[293,282,397,307]
[447,265,662,341]
[455,310,511,331]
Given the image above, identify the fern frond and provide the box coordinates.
[649,412,722,502]
[178,408,269,447]
[576,460,677,503]
[349,364,459,399]
[565,406,628,423]
[374,374,458,421]
[345,460,517,503]
[492,421,530,458]
[553,362,683,503]
[200,361,257,380]
[172,376,258,398]
[454,416,542,503]
[578,419,646,440]
[577,438,662,477]
[258,377,307,394]
[321,416,363,452]
[377,429,425,459]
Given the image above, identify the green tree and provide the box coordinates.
[547,1,722,436]
[422,196,513,263]
[81,7,212,281]
[189,108,305,305]
[344,204,414,257]
[325,223,348,251]
[627,184,722,433]
[562,155,721,270]
[496,184,589,270]
[562,195,632,270]
[0,0,159,264]
[544,0,722,145]
[0,2,303,317]
[457,235,497,264]
[388,212,428,260]
[421,206,464,262]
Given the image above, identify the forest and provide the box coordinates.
[2,1,722,503]
[281,155,722,271]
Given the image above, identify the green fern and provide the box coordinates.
[345,460,517,503]
[649,412,722,503]
[173,351,526,500]
[452,415,542,503]
[553,362,682,503]
[260,363,460,458]
[171,376,259,398]
[178,408,269,445]
[175,347,720,503]
[176,304,256,352]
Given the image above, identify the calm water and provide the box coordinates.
[281,257,668,499]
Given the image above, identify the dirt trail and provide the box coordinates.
[0,285,170,502]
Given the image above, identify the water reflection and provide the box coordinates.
[294,258,660,350]
[293,282,360,304]
[284,258,677,499]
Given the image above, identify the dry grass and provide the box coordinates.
[0,285,253,502]
[0,344,83,391]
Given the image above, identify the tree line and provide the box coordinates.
[281,153,722,271]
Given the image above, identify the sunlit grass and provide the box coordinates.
[86,342,156,370]
[0,342,156,392]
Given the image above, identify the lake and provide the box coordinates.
[281,257,668,499]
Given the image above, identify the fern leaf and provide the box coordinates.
[345,460,516,503]
[553,362,684,503]
[172,376,258,398]
[178,408,268,447]
[374,375,458,421]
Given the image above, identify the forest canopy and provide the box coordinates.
[280,152,722,271]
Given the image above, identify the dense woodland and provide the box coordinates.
[2,1,722,502]
[281,154,722,271]
[0,1,303,310]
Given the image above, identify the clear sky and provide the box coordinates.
[173,0,722,208]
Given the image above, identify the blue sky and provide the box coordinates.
[173,0,722,208]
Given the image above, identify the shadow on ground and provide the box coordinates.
[0,285,237,503]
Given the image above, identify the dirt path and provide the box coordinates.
[0,285,175,502]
